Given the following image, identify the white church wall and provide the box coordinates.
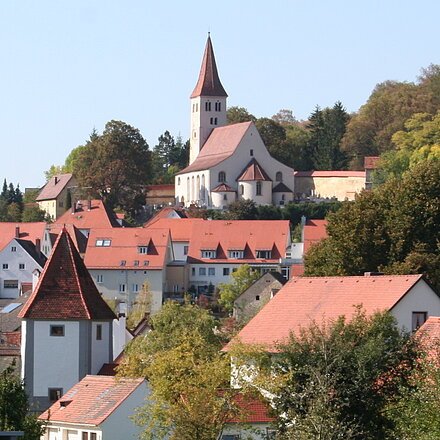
[175,170,210,207]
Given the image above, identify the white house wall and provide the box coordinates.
[101,381,151,440]
[90,321,112,374]
[90,269,164,314]
[391,279,440,332]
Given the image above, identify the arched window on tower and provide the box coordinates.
[240,184,244,196]
[218,171,226,183]
[215,101,221,111]
[256,181,262,196]
[276,171,283,182]
[205,101,211,111]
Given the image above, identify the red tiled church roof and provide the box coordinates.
[19,228,116,320]
[177,122,252,174]
[39,375,145,425]
[228,274,425,351]
[212,183,236,192]
[237,158,271,182]
[190,34,227,99]
[294,170,365,178]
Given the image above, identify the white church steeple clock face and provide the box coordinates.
[189,34,228,165]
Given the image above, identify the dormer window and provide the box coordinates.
[256,250,272,259]
[134,260,139,266]
[201,250,216,259]
[229,250,244,259]
[120,260,126,266]
[138,246,148,254]
[143,260,149,266]
[96,239,111,247]
[218,171,226,183]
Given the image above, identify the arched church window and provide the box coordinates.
[256,181,262,196]
[240,184,244,195]
[205,101,211,111]
[218,171,226,183]
[215,102,221,111]
[178,177,181,185]
[276,171,283,182]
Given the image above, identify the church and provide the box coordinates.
[175,35,295,209]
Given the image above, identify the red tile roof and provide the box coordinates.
[84,228,170,270]
[47,224,88,254]
[364,156,380,169]
[54,199,120,229]
[228,275,425,351]
[227,394,274,424]
[417,316,440,361]
[39,375,145,425]
[187,220,290,264]
[212,183,236,192]
[143,207,190,227]
[294,171,366,178]
[0,222,46,252]
[19,228,116,320]
[237,159,271,182]
[144,218,204,242]
[145,184,175,191]
[177,122,252,174]
[36,174,74,201]
[303,219,328,253]
[190,35,227,99]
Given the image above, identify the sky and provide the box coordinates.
[1,0,439,189]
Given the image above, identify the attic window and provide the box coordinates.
[11,246,16,252]
[256,250,272,259]
[138,246,148,254]
[143,260,149,266]
[134,260,139,266]
[201,250,216,259]
[228,250,244,259]
[50,325,65,337]
[412,312,427,331]
[120,260,126,267]
[96,239,111,247]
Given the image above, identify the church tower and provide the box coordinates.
[189,34,228,164]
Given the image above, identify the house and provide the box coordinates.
[19,228,117,411]
[175,35,295,208]
[36,173,76,220]
[233,272,286,323]
[83,227,173,313]
[0,237,46,298]
[229,274,440,352]
[294,170,366,201]
[364,156,380,190]
[416,316,440,362]
[0,223,46,252]
[39,375,148,440]
[145,184,175,207]
[220,394,275,440]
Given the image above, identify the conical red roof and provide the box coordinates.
[190,35,228,98]
[19,228,116,320]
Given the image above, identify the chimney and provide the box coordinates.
[35,238,41,258]
[71,200,76,214]
[364,272,384,277]
[54,176,59,185]
[87,199,92,211]
[15,226,20,238]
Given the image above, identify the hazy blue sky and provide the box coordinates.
[1,0,439,188]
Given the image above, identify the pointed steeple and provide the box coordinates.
[190,34,228,98]
[19,228,116,320]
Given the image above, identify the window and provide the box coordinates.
[240,184,244,195]
[218,171,226,183]
[50,325,65,337]
[178,177,181,185]
[208,267,215,276]
[138,246,148,254]
[91,434,97,440]
[210,117,214,124]
[256,295,260,301]
[223,268,230,276]
[195,103,198,112]
[276,171,283,182]
[201,250,216,259]
[191,267,196,276]
[229,250,244,259]
[134,260,139,266]
[2,264,8,270]
[120,260,126,266]
[256,181,262,196]
[19,263,25,270]
[95,239,111,247]
[143,260,149,266]
[412,312,427,331]
[132,284,139,293]
[250,149,253,156]
[205,101,211,111]
[215,101,221,111]
[96,324,102,341]
[183,245,189,255]
[11,246,16,252]
[82,433,89,440]
[3,280,18,289]
[223,194,227,201]
[221,435,240,440]
[256,250,272,259]
[232,268,238,273]
[214,117,218,125]
[97,274,103,284]
[119,284,126,293]
[199,267,206,276]
[48,388,63,402]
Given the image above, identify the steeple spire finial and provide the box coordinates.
[190,35,227,98]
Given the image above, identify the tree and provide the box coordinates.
[21,205,47,222]
[249,310,417,440]
[218,264,260,313]
[118,302,240,440]
[305,102,349,170]
[227,106,256,124]
[126,282,152,330]
[73,120,152,214]
[255,117,287,152]
[0,365,46,439]
[225,199,258,220]
[305,160,440,290]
